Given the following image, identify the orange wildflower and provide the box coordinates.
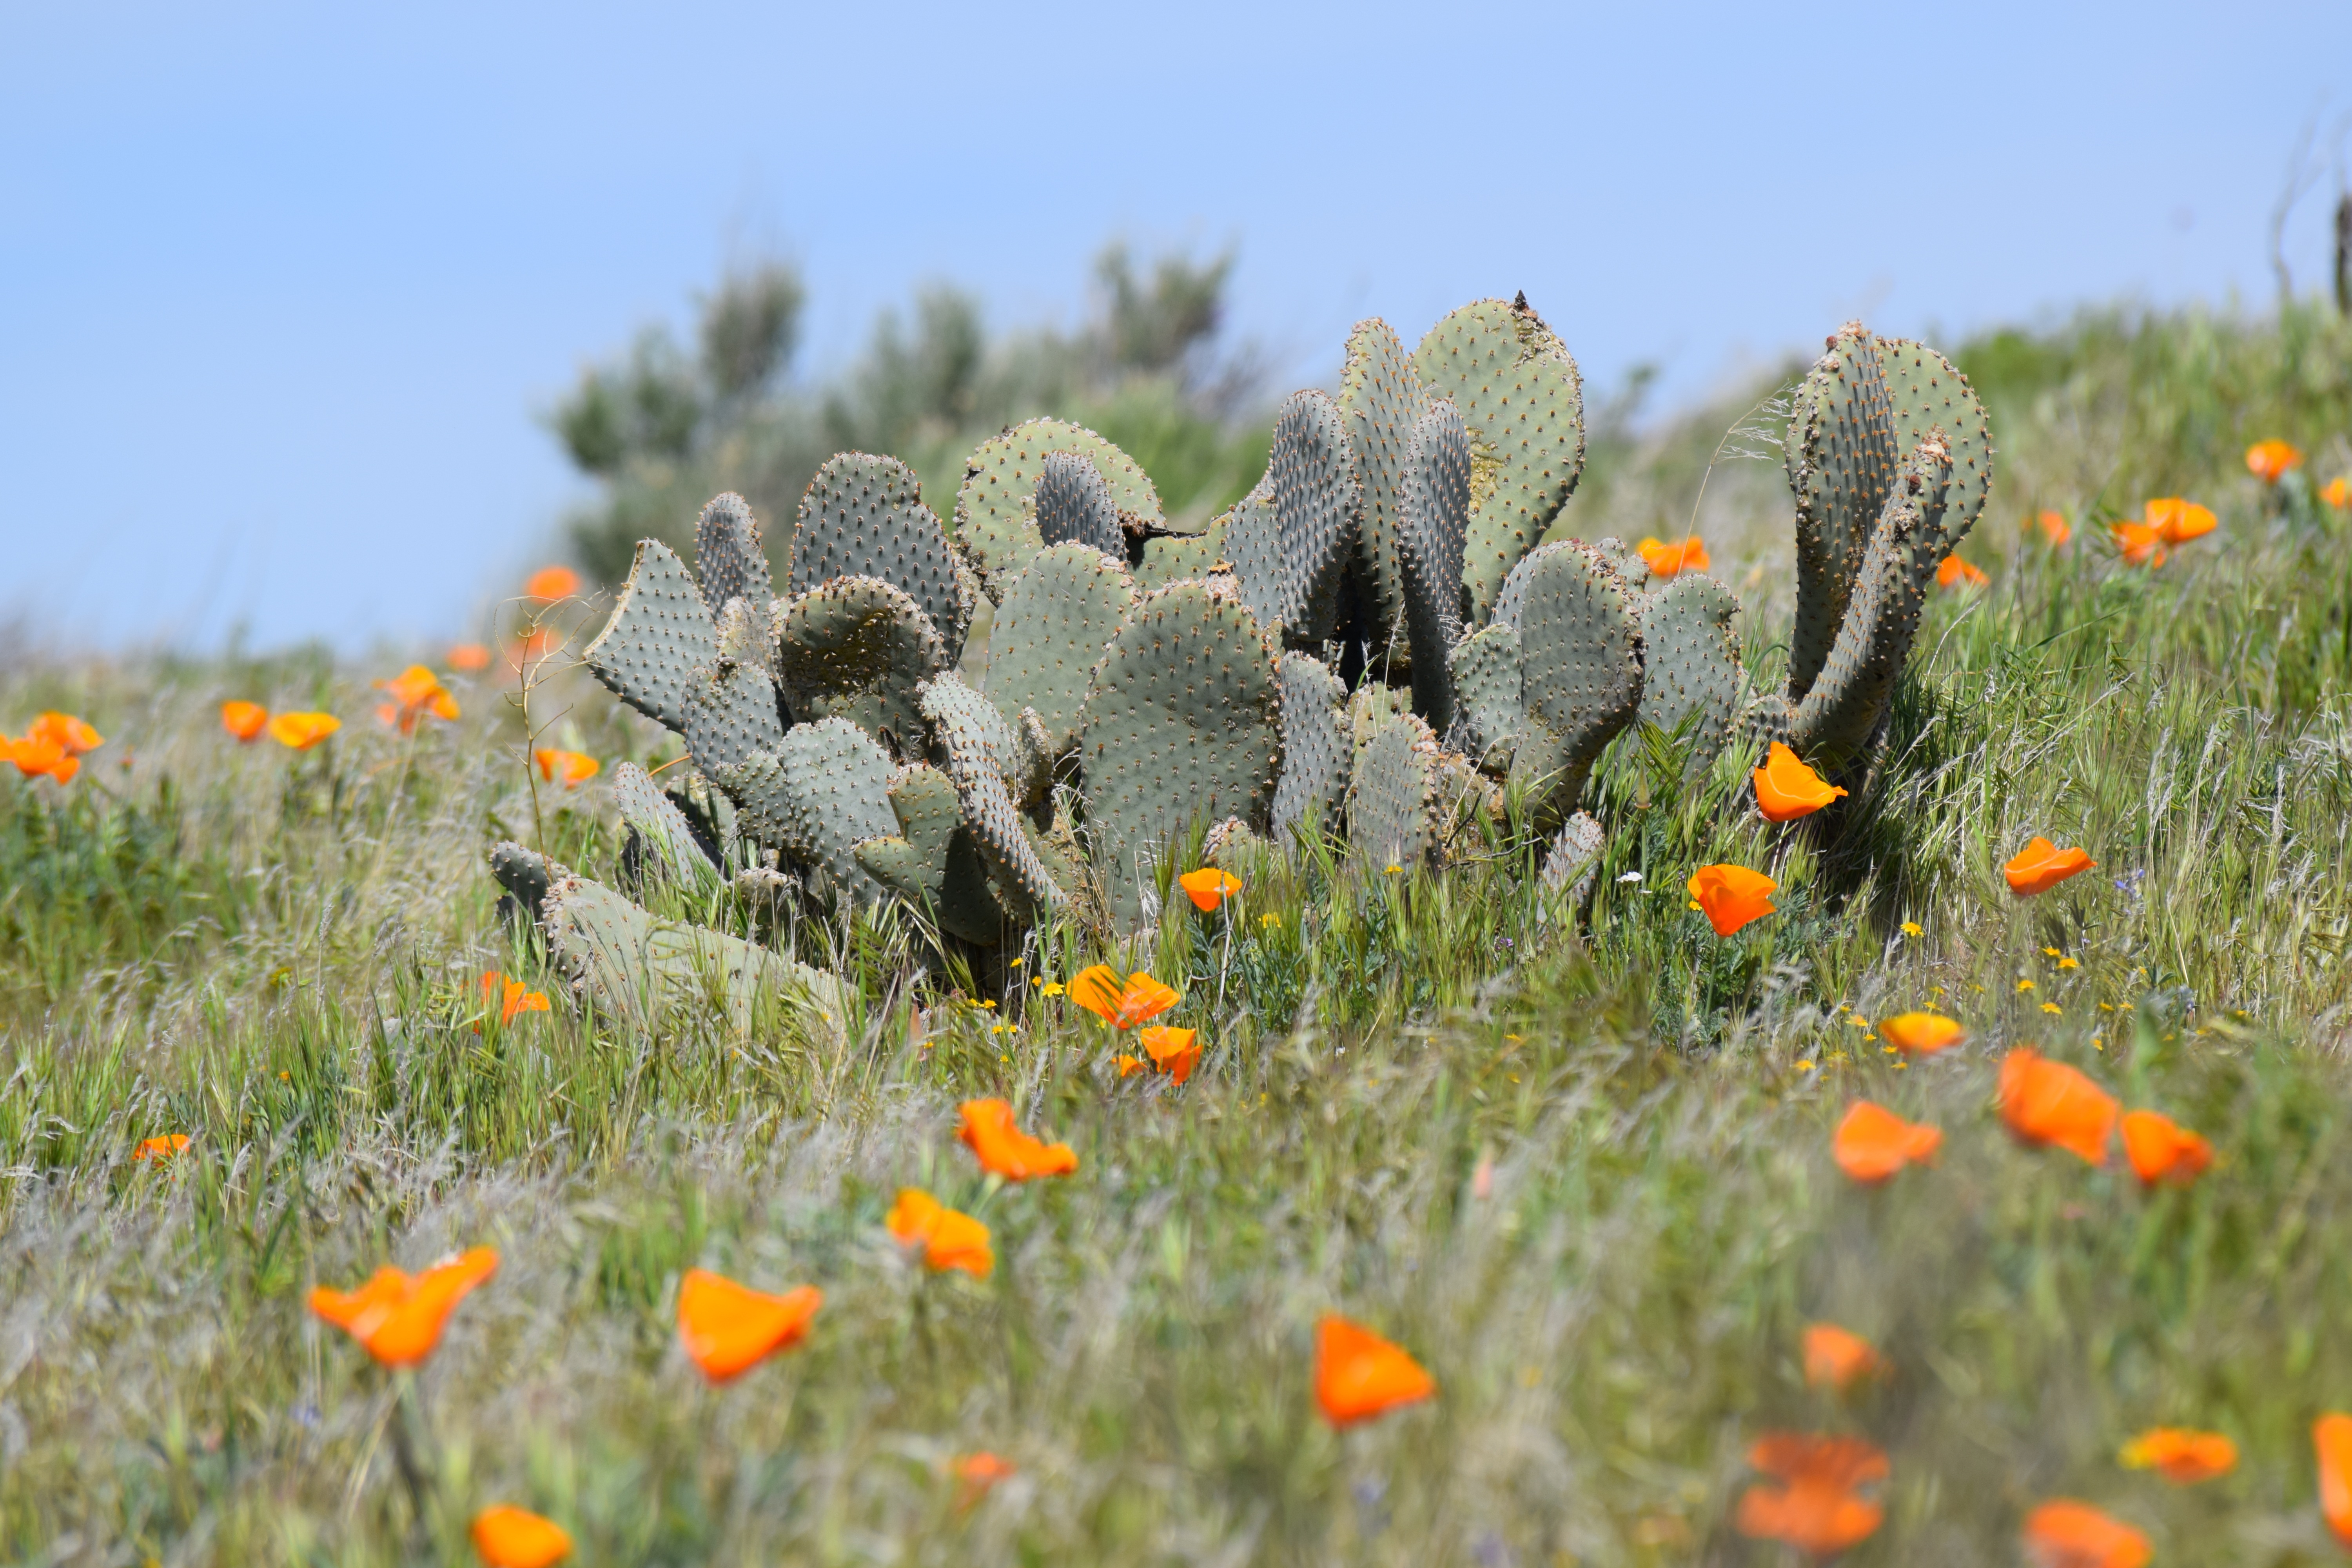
[2004,836,2095,896]
[1067,965,1180,1029]
[1116,1054,1147,1076]
[1802,1323,1883,1392]
[470,1505,573,1568]
[2322,476,2350,509]
[2316,1412,2352,1547]
[30,713,103,754]
[676,1267,822,1383]
[886,1188,993,1279]
[449,642,493,673]
[221,700,269,741]
[135,1134,192,1162]
[1877,1011,1964,1055]
[1937,552,1990,589]
[479,971,551,1026]
[2119,1426,2236,1484]
[953,1452,1016,1510]
[2000,1049,2118,1166]
[957,1098,1077,1180]
[1637,536,1710,577]
[3,731,80,784]
[534,748,601,788]
[266,711,341,750]
[1139,1025,1201,1085]
[1832,1100,1942,1184]
[374,665,460,734]
[2034,509,2073,546]
[2111,520,2167,568]
[2021,1499,2151,1568]
[1733,1432,1887,1556]
[2120,1109,2212,1187]
[309,1247,498,1367]
[1753,742,1846,822]
[2245,439,2303,483]
[1178,867,1242,911]
[523,565,582,603]
[1686,864,1776,936]
[2146,495,2217,546]
[1314,1314,1436,1427]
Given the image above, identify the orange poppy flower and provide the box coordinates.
[449,642,493,672]
[1116,1054,1147,1076]
[2000,1049,2118,1166]
[1139,1025,1201,1085]
[523,565,582,603]
[957,1098,1078,1180]
[2035,509,2073,546]
[2316,1413,2352,1546]
[309,1247,499,1367]
[2021,1499,2150,1568]
[2146,495,2217,546]
[30,712,103,754]
[1314,1313,1436,1427]
[267,711,341,750]
[479,971,551,1025]
[953,1451,1016,1510]
[1937,552,1990,589]
[676,1267,822,1383]
[2111,520,2167,568]
[2245,439,2303,483]
[1068,965,1181,1029]
[2120,1109,2212,1187]
[886,1188,994,1278]
[1733,1432,1887,1555]
[1877,1011,1964,1054]
[3,731,80,784]
[1178,867,1242,911]
[534,748,601,789]
[1686,864,1777,936]
[1802,1323,1883,1392]
[1753,742,1847,822]
[375,665,460,734]
[470,1504,573,1568]
[2004,836,2095,896]
[1637,536,1710,577]
[135,1133,193,1162]
[221,700,269,741]
[2119,1426,2236,1484]
[2322,476,2350,510]
[1832,1100,1942,1184]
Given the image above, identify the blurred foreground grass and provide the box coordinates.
[4,304,2352,1565]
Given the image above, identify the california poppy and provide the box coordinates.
[2021,1499,2151,1568]
[1832,1100,1942,1184]
[886,1188,994,1278]
[1314,1313,1436,1427]
[2146,496,2217,546]
[1068,965,1181,1029]
[2004,837,2095,896]
[375,665,460,734]
[1178,867,1242,912]
[1637,536,1710,577]
[2111,520,2167,568]
[2000,1049,2118,1166]
[470,1505,573,1568]
[221,700,269,741]
[957,1098,1078,1180]
[30,712,103,755]
[1802,1323,1883,1392]
[2120,1109,2212,1187]
[1139,1025,1201,1085]
[676,1268,822,1383]
[2,731,80,784]
[267,712,341,750]
[1753,742,1847,822]
[478,972,551,1026]
[449,642,493,673]
[2119,1426,2236,1484]
[524,566,582,603]
[1936,552,1990,589]
[1876,1012,1964,1054]
[1687,864,1777,936]
[1733,1432,1887,1555]
[135,1133,192,1161]
[2316,1412,2352,1546]
[309,1247,499,1367]
[2245,439,2303,483]
[2323,477,2350,510]
[534,748,601,788]
[953,1452,1016,1510]
[2035,509,2073,546]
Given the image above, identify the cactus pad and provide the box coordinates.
[611,761,720,894]
[987,541,1138,758]
[489,840,569,917]
[1634,574,1744,774]
[1271,651,1349,836]
[681,657,789,780]
[1411,297,1585,624]
[774,574,949,753]
[852,763,1007,946]
[915,667,1049,805]
[1447,621,1523,772]
[541,873,839,1032]
[1784,323,1899,703]
[1539,811,1605,902]
[1264,389,1359,645]
[1504,542,1645,816]
[953,419,1169,579]
[920,675,1062,916]
[583,539,721,734]
[789,453,967,660]
[1034,448,1128,559]
[694,492,775,619]
[1399,397,1472,732]
[720,717,899,905]
[1877,338,1992,552]
[1337,318,1423,658]
[1134,515,1227,591]
[1346,711,1440,871]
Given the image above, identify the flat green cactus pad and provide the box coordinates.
[1266,389,1359,645]
[1034,448,1128,559]
[721,717,898,905]
[1134,514,1227,591]
[920,673,1061,916]
[611,761,720,895]
[1411,297,1585,625]
[682,658,788,780]
[953,419,1169,580]
[489,840,569,919]
[583,539,720,735]
[1272,651,1348,837]
[541,873,841,1033]
[852,762,1007,946]
[694,492,775,619]
[775,574,949,754]
[1877,338,1992,553]
[1223,483,1285,637]
[1400,397,1472,733]
[1447,621,1523,772]
[1079,581,1283,925]
[1503,541,1645,817]
[1785,323,1899,704]
[711,594,776,679]
[1338,318,1422,661]
[988,541,1137,758]
[1346,711,1439,871]
[789,453,967,661]
[1346,681,1414,759]
[1635,574,1744,775]
[1539,810,1604,901]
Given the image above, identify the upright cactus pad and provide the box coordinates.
[920,675,1062,916]
[954,419,1168,580]
[1337,318,1422,659]
[774,574,949,753]
[1265,389,1359,645]
[489,840,568,917]
[541,873,839,1032]
[1503,542,1645,816]
[1221,482,1286,639]
[694,492,774,619]
[681,658,789,780]
[851,763,1007,945]
[721,717,899,905]
[1785,323,1899,703]
[1272,651,1349,835]
[1079,581,1283,924]
[1447,621,1523,772]
[1877,338,1992,552]
[1540,811,1605,901]
[987,542,1138,759]
[1034,448,1128,560]
[1346,711,1440,871]
[789,454,967,660]
[1134,514,1228,591]
[1400,397,1472,732]
[583,539,721,734]
[1634,574,1744,773]
[611,761,720,894]
[1411,296,1585,624]
[711,594,777,679]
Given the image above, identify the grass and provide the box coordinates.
[6,303,2352,1565]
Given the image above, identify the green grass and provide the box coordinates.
[7,304,2352,1565]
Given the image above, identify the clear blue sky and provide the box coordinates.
[4,1,2348,652]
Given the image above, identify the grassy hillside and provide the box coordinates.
[4,303,2352,1565]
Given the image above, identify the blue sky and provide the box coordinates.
[4,1,2348,652]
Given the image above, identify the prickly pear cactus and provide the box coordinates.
[1877,338,1992,558]
[1539,811,1604,901]
[1337,318,1423,662]
[1263,389,1359,646]
[1501,542,1645,818]
[1633,574,1744,773]
[1399,398,1471,733]
[1134,516,1227,591]
[490,840,568,917]
[694,492,775,620]
[1347,712,1440,871]
[788,453,967,660]
[1221,482,1286,639]
[987,542,1138,759]
[583,540,721,734]
[1784,323,1899,704]
[774,575,949,753]
[681,659,789,780]
[1272,651,1348,836]
[611,761,721,895]
[852,762,1007,946]
[541,873,839,1032]
[1034,448,1127,560]
[1447,622,1523,772]
[920,675,1062,917]
[721,717,899,906]
[954,419,1169,581]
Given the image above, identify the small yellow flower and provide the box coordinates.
[1259,912,1280,928]
[2042,946,2061,957]
[2092,1038,2105,1051]
[2058,956,2079,970]
[1847,1015,1870,1029]
[2016,978,2035,992]
[2040,1002,2062,1014]
[1042,982,1065,997]
[978,998,997,1009]
[1796,1060,1816,1073]
[1901,921,1923,936]
[1893,1060,1908,1070]
[1030,974,1043,986]
[1503,1033,1525,1044]
[998,1054,1010,1063]
[1688,900,1703,911]
[1385,864,1403,876]
[2098,1001,2115,1012]
[1009,955,1025,966]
